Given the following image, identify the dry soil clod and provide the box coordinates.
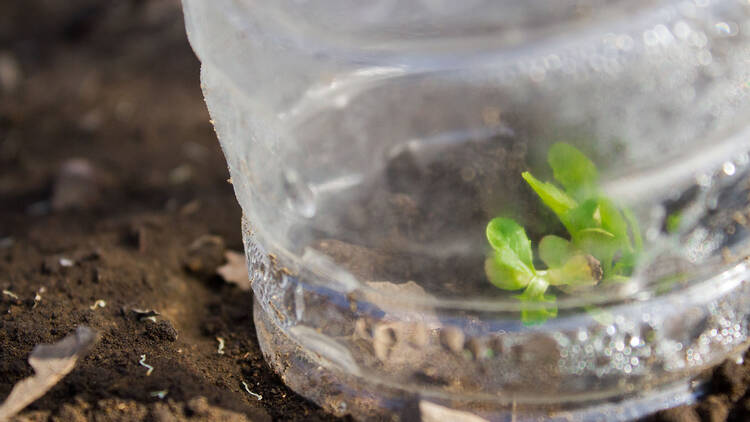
[440,326,465,354]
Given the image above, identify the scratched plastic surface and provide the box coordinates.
[182,1,750,420]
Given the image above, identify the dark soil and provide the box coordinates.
[0,1,342,421]
[0,1,749,421]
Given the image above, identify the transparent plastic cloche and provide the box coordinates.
[183,0,750,420]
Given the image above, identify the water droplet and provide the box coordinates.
[714,21,738,36]
[295,282,305,321]
[723,162,736,176]
[697,49,713,66]
[615,35,634,51]
[673,21,692,39]
[283,169,316,218]
[696,173,712,187]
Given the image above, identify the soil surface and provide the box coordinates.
[0,1,341,421]
[0,1,749,421]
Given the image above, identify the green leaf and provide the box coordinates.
[611,250,637,277]
[486,217,535,274]
[573,228,618,277]
[515,277,557,325]
[666,211,682,234]
[522,171,578,221]
[519,297,558,326]
[563,198,599,236]
[597,198,631,251]
[584,305,614,326]
[485,257,531,290]
[622,207,643,251]
[548,143,598,201]
[547,254,600,287]
[538,235,574,269]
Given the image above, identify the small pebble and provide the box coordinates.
[51,158,99,211]
[372,324,397,361]
[408,322,429,348]
[184,235,226,277]
[0,237,13,249]
[440,326,465,354]
[0,52,21,93]
[146,319,178,342]
[467,338,488,360]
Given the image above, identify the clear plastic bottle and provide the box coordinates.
[182,1,750,420]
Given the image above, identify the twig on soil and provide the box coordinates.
[139,354,154,376]
[241,381,262,401]
[150,390,168,400]
[2,290,19,300]
[0,326,98,421]
[89,299,107,310]
[216,337,225,355]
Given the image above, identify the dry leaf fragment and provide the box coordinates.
[217,250,250,291]
[0,326,98,421]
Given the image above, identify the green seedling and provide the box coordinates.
[485,143,641,325]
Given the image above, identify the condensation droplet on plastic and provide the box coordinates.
[673,21,692,39]
[615,35,634,51]
[283,169,317,218]
[714,21,738,37]
[722,162,736,176]
[697,49,713,66]
[295,282,305,321]
[696,172,712,187]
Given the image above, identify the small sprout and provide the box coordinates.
[59,258,74,267]
[139,354,154,376]
[666,211,682,233]
[241,381,262,401]
[89,300,107,311]
[486,143,642,325]
[130,308,160,322]
[216,337,225,355]
[32,287,46,309]
[150,390,168,400]
[2,289,19,300]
